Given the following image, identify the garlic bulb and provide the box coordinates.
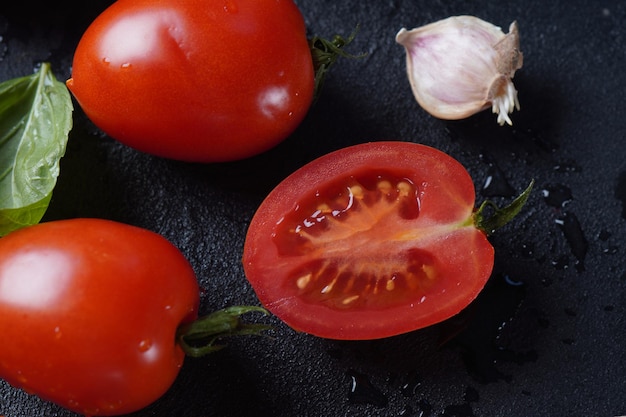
[396,16,523,125]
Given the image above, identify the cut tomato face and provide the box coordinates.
[242,141,495,340]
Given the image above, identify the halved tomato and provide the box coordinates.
[242,141,498,340]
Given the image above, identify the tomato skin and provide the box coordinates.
[0,218,200,416]
[67,0,314,162]
[242,141,495,340]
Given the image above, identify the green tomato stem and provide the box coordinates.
[177,306,271,357]
[309,24,366,101]
[473,179,535,235]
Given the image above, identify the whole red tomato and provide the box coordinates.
[243,142,529,340]
[67,0,314,162]
[0,218,200,416]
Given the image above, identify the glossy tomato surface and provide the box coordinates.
[67,0,314,162]
[243,141,495,340]
[0,218,200,416]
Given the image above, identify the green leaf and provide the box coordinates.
[0,62,73,236]
[309,25,366,102]
[177,306,272,357]
[473,179,534,235]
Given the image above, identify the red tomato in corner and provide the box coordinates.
[66,0,314,162]
[242,141,495,340]
[0,218,199,416]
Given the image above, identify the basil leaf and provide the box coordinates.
[0,62,73,236]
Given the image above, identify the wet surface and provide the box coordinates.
[1,0,626,416]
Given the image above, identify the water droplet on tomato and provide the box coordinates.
[16,371,27,385]
[120,62,132,69]
[138,339,153,352]
[346,370,388,407]
[223,0,238,13]
[67,399,80,409]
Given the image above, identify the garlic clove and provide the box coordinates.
[396,16,523,126]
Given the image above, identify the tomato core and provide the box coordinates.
[275,172,441,310]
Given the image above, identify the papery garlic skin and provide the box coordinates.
[396,16,523,125]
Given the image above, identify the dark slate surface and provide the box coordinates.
[1,1,625,416]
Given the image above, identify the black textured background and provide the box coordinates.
[1,1,626,416]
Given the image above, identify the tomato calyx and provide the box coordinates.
[309,25,366,100]
[473,179,534,235]
[177,306,271,357]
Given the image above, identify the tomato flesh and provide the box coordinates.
[67,0,314,162]
[0,219,199,416]
[243,142,494,340]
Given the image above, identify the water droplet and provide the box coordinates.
[550,254,569,270]
[481,166,515,198]
[120,62,132,69]
[223,0,238,13]
[346,370,388,408]
[415,399,433,417]
[67,399,80,409]
[400,371,422,397]
[518,242,535,258]
[542,184,573,208]
[400,405,415,416]
[504,275,524,286]
[603,245,618,255]
[479,155,515,198]
[326,348,343,360]
[464,386,480,402]
[16,371,27,385]
[615,170,626,219]
[555,211,588,271]
[438,274,533,383]
[401,404,433,417]
[553,159,581,173]
[138,339,153,352]
[54,326,62,340]
[441,403,476,417]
